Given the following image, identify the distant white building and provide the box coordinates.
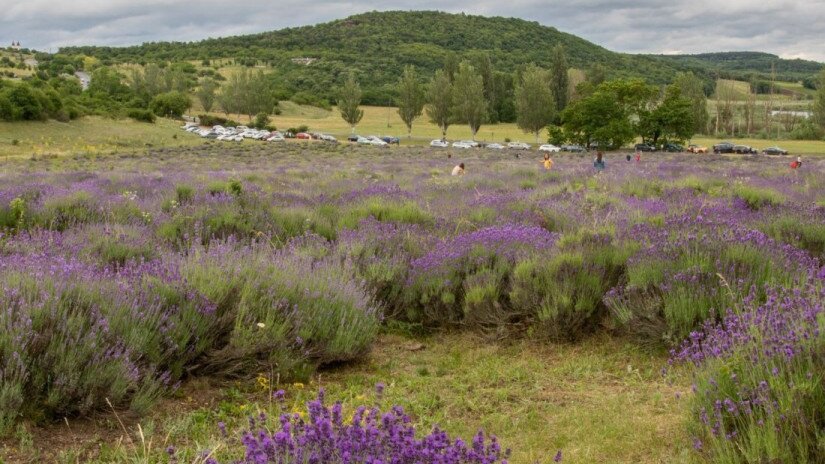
[10,41,21,51]
[770,110,811,119]
[75,71,91,90]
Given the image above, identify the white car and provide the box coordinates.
[486,143,504,150]
[366,136,388,146]
[507,142,531,150]
[430,139,449,148]
[320,134,338,143]
[538,144,561,153]
[267,132,285,142]
[459,140,480,148]
[452,141,472,149]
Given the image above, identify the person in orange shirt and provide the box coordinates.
[542,153,554,170]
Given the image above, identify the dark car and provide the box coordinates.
[733,145,757,154]
[347,134,360,142]
[380,136,400,145]
[663,143,684,152]
[561,144,587,153]
[762,146,788,156]
[713,141,736,154]
[634,143,656,152]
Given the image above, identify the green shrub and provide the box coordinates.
[149,91,191,118]
[35,191,100,231]
[127,108,156,123]
[510,234,631,340]
[760,215,825,259]
[732,184,785,210]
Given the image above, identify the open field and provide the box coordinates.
[0,144,823,463]
[3,106,825,160]
[0,117,203,158]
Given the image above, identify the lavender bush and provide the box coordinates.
[215,389,513,464]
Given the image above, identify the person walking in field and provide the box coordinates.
[790,156,802,169]
[542,153,554,170]
[635,152,641,163]
[451,163,465,176]
[593,152,606,173]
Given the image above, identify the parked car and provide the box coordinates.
[319,134,338,143]
[538,144,561,153]
[380,136,400,145]
[507,142,531,150]
[347,134,360,142]
[561,144,587,153]
[687,144,708,154]
[733,145,757,154]
[267,133,285,142]
[713,141,736,154]
[296,132,312,140]
[485,143,504,150]
[452,141,472,149]
[356,136,372,145]
[634,143,656,152]
[663,143,684,152]
[430,139,449,148]
[762,146,788,156]
[366,136,388,147]
[459,140,480,148]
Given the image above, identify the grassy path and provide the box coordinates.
[1,332,692,463]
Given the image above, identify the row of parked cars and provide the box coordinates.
[634,142,789,156]
[181,123,340,143]
[428,140,589,153]
[712,141,789,155]
[346,134,401,147]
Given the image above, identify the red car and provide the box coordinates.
[296,132,312,140]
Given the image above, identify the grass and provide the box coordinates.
[0,332,691,463]
[689,136,825,155]
[0,116,203,158]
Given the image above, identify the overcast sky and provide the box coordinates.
[2,0,824,61]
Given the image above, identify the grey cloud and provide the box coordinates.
[1,0,824,61]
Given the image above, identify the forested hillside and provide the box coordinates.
[652,51,823,85]
[59,11,710,104]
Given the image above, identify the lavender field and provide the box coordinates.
[1,143,824,463]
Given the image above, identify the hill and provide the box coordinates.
[58,11,708,104]
[53,11,824,107]
[651,51,823,83]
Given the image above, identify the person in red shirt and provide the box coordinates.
[790,156,802,169]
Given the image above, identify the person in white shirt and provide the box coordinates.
[451,163,465,176]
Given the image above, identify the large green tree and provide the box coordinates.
[338,73,364,133]
[638,86,695,145]
[562,78,656,149]
[426,69,453,139]
[396,65,425,138]
[452,61,487,140]
[196,77,219,113]
[672,72,709,134]
[515,65,555,143]
[814,69,825,131]
[550,45,570,112]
